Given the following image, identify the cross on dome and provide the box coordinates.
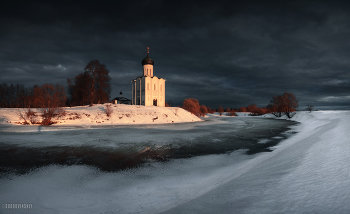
[142,47,154,66]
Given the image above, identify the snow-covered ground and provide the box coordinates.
[1,111,350,213]
[163,111,350,213]
[0,104,202,127]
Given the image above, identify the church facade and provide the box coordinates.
[132,48,166,107]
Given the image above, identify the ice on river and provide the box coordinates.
[1,111,350,214]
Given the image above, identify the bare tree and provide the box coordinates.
[67,72,92,106]
[84,60,111,106]
[17,108,38,125]
[305,104,314,113]
[17,110,29,125]
[27,108,38,124]
[267,102,281,117]
[207,106,214,113]
[218,105,224,116]
[281,92,299,118]
[33,84,66,125]
[199,105,208,117]
[0,83,30,108]
[269,92,299,118]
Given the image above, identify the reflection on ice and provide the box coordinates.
[0,116,297,174]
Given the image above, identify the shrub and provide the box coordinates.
[17,110,29,125]
[199,105,208,117]
[33,84,66,125]
[247,104,260,116]
[105,103,113,117]
[26,108,38,124]
[182,98,200,117]
[228,109,237,116]
[55,108,66,120]
[207,106,215,114]
[218,105,224,116]
[238,107,247,112]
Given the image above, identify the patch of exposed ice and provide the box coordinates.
[257,139,269,144]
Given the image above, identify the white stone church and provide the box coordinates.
[132,48,166,107]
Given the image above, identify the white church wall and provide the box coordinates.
[158,79,166,107]
[143,65,153,76]
[145,76,152,106]
[152,77,159,107]
[133,76,165,106]
[132,49,166,107]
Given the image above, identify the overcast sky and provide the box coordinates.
[1,0,350,109]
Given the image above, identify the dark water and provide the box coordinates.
[0,117,298,175]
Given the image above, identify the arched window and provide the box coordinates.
[160,84,162,92]
[154,84,156,90]
[147,83,149,90]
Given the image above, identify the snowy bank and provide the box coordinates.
[163,110,350,213]
[0,104,202,126]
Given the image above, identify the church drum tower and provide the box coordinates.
[132,48,166,107]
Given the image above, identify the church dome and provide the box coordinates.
[141,47,154,66]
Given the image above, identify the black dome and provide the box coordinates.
[142,54,154,66]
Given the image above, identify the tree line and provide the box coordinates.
[0,83,32,108]
[0,59,111,109]
[1,60,111,125]
[0,83,66,109]
[182,92,299,119]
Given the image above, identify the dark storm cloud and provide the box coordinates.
[1,0,350,109]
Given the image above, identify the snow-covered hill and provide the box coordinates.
[0,104,202,126]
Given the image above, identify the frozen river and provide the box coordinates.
[0,115,297,175]
[0,114,318,214]
[2,111,350,214]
